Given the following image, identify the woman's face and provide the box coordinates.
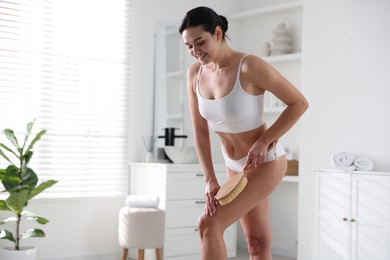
[182,25,220,64]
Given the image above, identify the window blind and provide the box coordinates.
[0,0,132,198]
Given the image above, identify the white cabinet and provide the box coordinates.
[129,163,237,259]
[313,169,390,260]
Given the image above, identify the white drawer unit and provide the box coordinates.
[165,200,205,228]
[130,163,237,259]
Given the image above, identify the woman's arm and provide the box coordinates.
[187,63,220,216]
[242,55,309,169]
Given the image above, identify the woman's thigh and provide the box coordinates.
[240,199,271,245]
[200,156,287,230]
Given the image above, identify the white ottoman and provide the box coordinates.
[118,207,165,260]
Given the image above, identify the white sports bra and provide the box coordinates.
[196,55,264,133]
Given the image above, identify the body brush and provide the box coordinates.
[215,142,278,206]
[215,168,249,206]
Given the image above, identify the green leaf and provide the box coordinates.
[0,169,18,183]
[2,185,28,193]
[6,190,29,214]
[22,121,35,150]
[3,129,20,150]
[26,130,46,153]
[0,148,13,165]
[0,229,16,242]
[0,216,18,225]
[28,180,57,200]
[22,212,49,224]
[21,228,45,239]
[0,168,5,179]
[0,143,18,161]
[0,200,12,211]
[2,165,21,192]
[21,168,38,190]
[22,151,34,166]
[5,165,19,176]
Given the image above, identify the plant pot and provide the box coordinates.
[0,246,37,260]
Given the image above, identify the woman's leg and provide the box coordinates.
[197,215,227,260]
[240,199,272,260]
[197,156,286,260]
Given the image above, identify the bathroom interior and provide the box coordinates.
[0,0,389,259]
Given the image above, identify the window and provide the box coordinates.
[0,0,132,198]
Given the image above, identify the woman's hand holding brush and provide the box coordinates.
[204,179,220,216]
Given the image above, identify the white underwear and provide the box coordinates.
[221,142,285,172]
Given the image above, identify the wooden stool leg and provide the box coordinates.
[138,249,145,260]
[156,248,162,260]
[121,248,128,260]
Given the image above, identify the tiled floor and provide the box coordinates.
[232,248,296,260]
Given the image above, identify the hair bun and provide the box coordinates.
[219,15,228,32]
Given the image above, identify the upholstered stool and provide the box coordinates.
[118,207,165,260]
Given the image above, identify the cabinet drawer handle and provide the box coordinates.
[196,173,204,177]
[351,218,356,222]
[343,217,348,221]
[195,200,205,204]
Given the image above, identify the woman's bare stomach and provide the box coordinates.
[217,124,267,160]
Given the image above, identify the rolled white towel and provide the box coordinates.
[125,195,160,208]
[330,151,356,170]
[353,156,374,171]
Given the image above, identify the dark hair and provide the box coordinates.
[179,6,229,40]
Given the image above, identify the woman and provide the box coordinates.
[179,6,308,260]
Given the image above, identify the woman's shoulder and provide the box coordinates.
[241,53,266,65]
[240,53,269,73]
[186,62,201,92]
[187,62,201,75]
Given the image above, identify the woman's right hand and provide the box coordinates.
[204,179,220,216]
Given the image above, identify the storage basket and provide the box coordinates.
[286,160,298,176]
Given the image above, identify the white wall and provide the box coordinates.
[298,0,390,259]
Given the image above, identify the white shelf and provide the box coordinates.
[262,53,301,64]
[229,1,303,20]
[282,176,299,183]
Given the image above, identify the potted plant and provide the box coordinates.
[0,121,57,260]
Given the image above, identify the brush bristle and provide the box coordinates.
[218,177,248,206]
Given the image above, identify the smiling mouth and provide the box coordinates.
[197,53,206,60]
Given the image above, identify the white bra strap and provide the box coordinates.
[236,54,249,83]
